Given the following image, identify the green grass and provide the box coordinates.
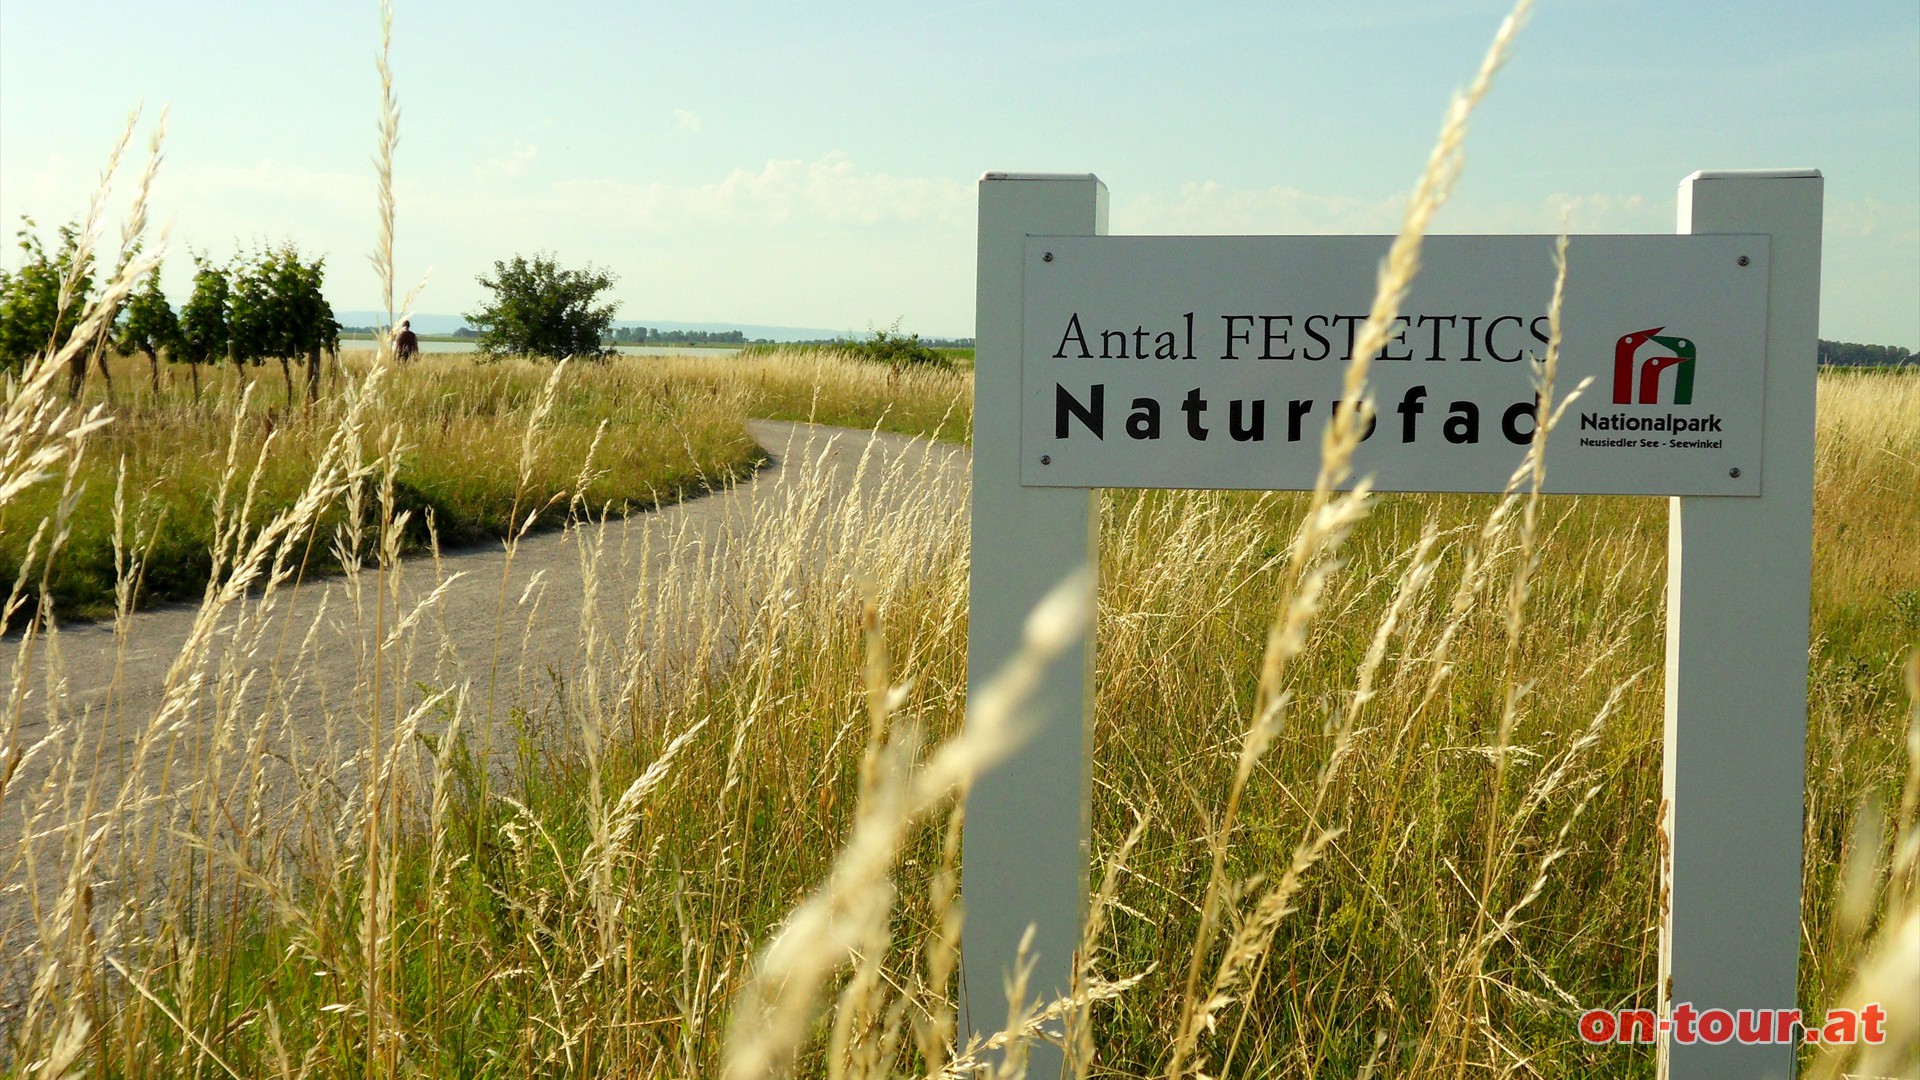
[671,347,974,444]
[0,347,979,623]
[740,341,975,365]
[0,350,766,621]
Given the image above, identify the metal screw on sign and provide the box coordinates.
[1043,251,1054,262]
[1729,467,1742,478]
[1738,255,1751,266]
[1040,455,1052,465]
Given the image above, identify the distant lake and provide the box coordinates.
[339,336,740,358]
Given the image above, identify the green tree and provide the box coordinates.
[0,218,95,396]
[176,255,230,402]
[227,245,339,406]
[467,253,619,360]
[116,263,182,395]
[227,249,283,398]
[295,257,341,403]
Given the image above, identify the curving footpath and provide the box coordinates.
[0,420,970,1013]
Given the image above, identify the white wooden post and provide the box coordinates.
[1662,170,1823,1078]
[964,173,1105,1075]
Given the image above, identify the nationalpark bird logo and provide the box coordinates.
[1581,325,1721,446]
[1613,327,1695,405]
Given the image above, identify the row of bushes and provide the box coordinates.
[740,325,966,369]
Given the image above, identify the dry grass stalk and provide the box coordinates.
[722,570,1093,1080]
[5,1,1914,1074]
[1808,651,1920,1079]
[372,0,399,342]
[1167,3,1534,1075]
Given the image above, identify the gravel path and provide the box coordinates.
[5,420,967,764]
[0,420,969,999]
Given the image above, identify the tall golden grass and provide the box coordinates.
[2,0,1915,1075]
[8,357,1904,1075]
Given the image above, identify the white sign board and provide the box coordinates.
[967,171,1819,1080]
[1021,234,1770,495]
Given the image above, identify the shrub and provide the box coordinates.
[850,322,951,370]
[468,252,619,361]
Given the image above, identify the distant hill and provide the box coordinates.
[334,312,859,342]
[335,312,472,335]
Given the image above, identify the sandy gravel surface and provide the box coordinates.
[8,422,964,738]
[0,419,969,1004]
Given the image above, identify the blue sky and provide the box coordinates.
[3,0,1915,343]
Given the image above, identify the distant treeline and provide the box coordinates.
[1820,339,1914,367]
[342,326,766,346]
[606,327,766,345]
[795,335,975,350]
[607,327,977,348]
[336,324,982,351]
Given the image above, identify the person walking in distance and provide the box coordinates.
[394,318,419,361]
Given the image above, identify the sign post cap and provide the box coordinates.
[981,171,1106,188]
[1681,168,1823,184]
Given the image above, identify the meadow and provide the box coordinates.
[3,1,1913,1072]
[2,333,1914,1076]
[0,347,970,620]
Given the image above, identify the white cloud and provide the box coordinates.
[1116,181,1404,235]
[433,152,973,233]
[1828,195,1920,243]
[1536,193,1658,232]
[674,109,702,133]
[174,159,364,211]
[475,142,539,180]
[1113,180,1917,345]
[397,153,979,329]
[1114,182,1677,237]
[674,152,969,227]
[19,153,73,206]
